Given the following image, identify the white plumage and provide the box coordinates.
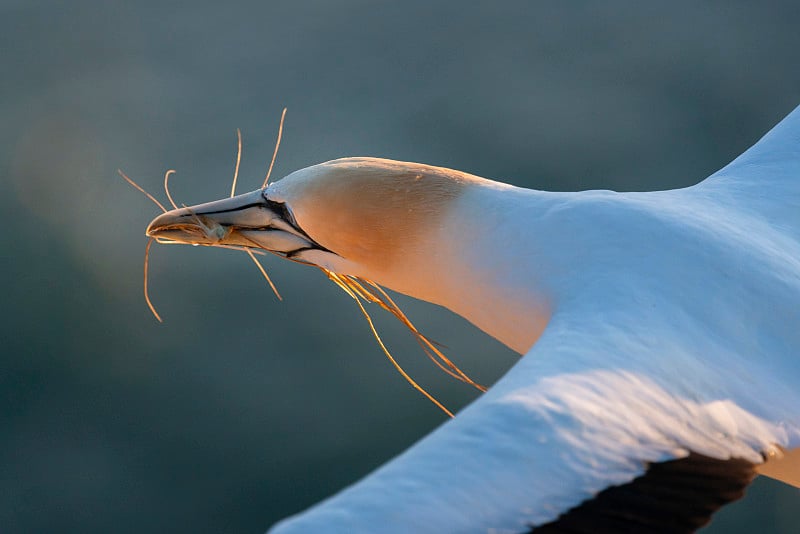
[146,105,800,533]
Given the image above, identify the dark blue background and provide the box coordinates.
[2,2,798,532]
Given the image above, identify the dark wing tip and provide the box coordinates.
[527,453,758,534]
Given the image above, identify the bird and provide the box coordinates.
[144,105,800,533]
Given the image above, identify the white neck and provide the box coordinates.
[377,180,555,354]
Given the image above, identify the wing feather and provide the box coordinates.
[270,304,795,533]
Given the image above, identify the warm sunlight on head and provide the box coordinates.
[266,157,483,275]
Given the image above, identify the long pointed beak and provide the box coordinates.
[146,189,317,255]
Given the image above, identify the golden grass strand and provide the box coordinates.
[245,248,282,301]
[262,107,287,188]
[347,276,486,392]
[348,276,474,385]
[154,238,266,256]
[327,270,485,393]
[230,128,242,198]
[325,270,453,417]
[352,294,453,418]
[163,169,178,210]
[118,169,167,213]
[215,244,266,255]
[180,203,212,234]
[143,237,163,322]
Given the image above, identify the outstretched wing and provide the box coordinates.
[698,104,800,236]
[269,106,800,533]
[269,301,795,534]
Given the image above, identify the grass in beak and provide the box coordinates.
[325,269,455,418]
[143,237,162,322]
[118,169,167,213]
[230,128,242,198]
[322,268,487,417]
[262,107,287,188]
[163,169,178,209]
[246,248,282,301]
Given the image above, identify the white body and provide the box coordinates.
[267,107,800,533]
[146,105,800,533]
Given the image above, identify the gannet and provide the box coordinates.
[145,105,800,533]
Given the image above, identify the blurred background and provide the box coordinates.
[1,1,799,533]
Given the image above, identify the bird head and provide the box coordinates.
[146,156,548,354]
[146,157,481,298]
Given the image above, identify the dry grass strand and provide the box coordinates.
[246,248,282,301]
[336,274,486,393]
[231,128,242,198]
[324,269,454,417]
[143,237,163,322]
[163,169,178,210]
[262,107,287,188]
[118,169,167,213]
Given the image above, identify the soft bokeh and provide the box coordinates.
[1,2,798,533]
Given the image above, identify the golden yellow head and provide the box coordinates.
[265,157,481,277]
[144,156,545,358]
